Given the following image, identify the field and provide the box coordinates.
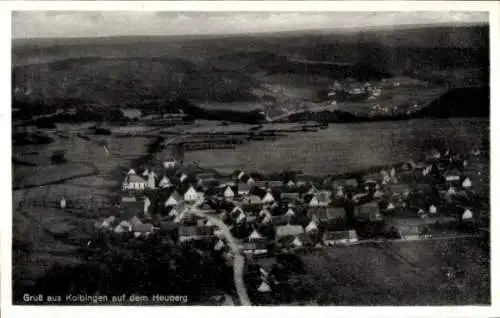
[257,238,489,305]
[184,118,489,175]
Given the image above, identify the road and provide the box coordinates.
[188,198,251,306]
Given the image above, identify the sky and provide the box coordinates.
[12,11,489,39]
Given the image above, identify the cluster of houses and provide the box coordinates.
[93,145,484,256]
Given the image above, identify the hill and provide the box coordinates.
[414,86,490,118]
[12,56,260,105]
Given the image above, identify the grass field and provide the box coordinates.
[256,238,489,305]
[185,118,489,175]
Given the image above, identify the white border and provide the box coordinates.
[2,1,499,318]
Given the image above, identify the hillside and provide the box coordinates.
[414,86,490,118]
[12,56,260,105]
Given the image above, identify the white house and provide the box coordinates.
[285,207,295,217]
[429,204,437,214]
[308,196,320,207]
[237,171,246,180]
[127,169,136,175]
[462,209,473,221]
[387,202,395,211]
[262,191,275,204]
[142,169,150,177]
[236,212,246,224]
[184,186,199,202]
[462,178,472,188]
[214,239,225,251]
[165,191,181,207]
[144,197,151,216]
[305,219,318,233]
[180,173,188,183]
[147,173,156,189]
[247,177,255,185]
[258,280,271,293]
[163,158,178,169]
[224,186,235,199]
[159,176,172,188]
[60,197,67,209]
[249,228,263,240]
[287,180,296,188]
[122,172,148,191]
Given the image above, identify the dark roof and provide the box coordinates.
[271,215,291,226]
[132,223,154,233]
[307,207,344,220]
[242,238,269,250]
[159,222,180,232]
[323,230,352,241]
[179,226,214,237]
[120,201,144,219]
[238,183,252,192]
[254,181,284,189]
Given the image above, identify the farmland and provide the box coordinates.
[185,118,489,175]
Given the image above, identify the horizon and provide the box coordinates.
[12,11,489,39]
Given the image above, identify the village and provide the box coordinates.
[57,141,484,299]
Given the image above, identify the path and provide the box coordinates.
[188,198,251,306]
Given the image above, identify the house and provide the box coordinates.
[285,207,296,217]
[100,216,116,229]
[254,181,283,189]
[286,180,296,188]
[388,218,431,240]
[305,217,319,233]
[159,176,172,188]
[323,230,358,246]
[163,157,178,169]
[183,185,200,202]
[279,233,312,249]
[121,196,137,203]
[248,227,264,241]
[242,238,269,255]
[214,239,225,251]
[355,202,382,222]
[122,172,148,191]
[444,169,461,182]
[115,220,132,233]
[247,177,256,185]
[165,191,182,207]
[275,224,304,240]
[159,221,179,234]
[257,280,272,293]
[344,179,359,188]
[178,226,215,242]
[281,192,301,201]
[180,173,188,183]
[262,190,275,204]
[237,171,246,181]
[236,211,247,224]
[120,201,144,219]
[429,204,437,214]
[462,208,474,221]
[307,207,344,221]
[462,178,472,188]
[224,185,235,199]
[390,184,410,198]
[237,183,251,196]
[244,195,263,206]
[307,185,319,194]
[133,223,154,237]
[308,191,331,207]
[60,197,67,209]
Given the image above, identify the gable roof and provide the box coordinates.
[133,223,154,233]
[276,224,304,238]
[123,174,148,184]
[179,226,214,237]
[307,207,344,220]
[120,201,144,219]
